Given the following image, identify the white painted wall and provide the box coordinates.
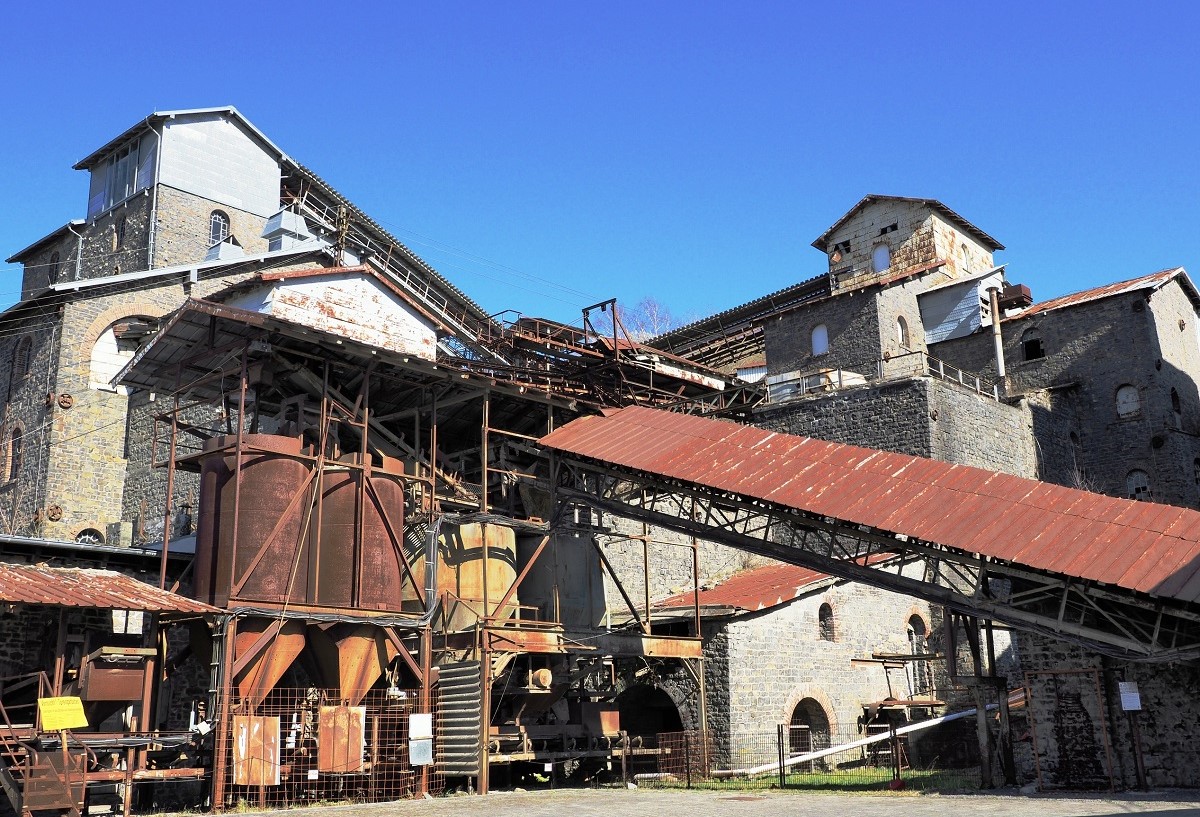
[159,114,280,217]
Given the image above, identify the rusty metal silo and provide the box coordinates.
[437,521,518,631]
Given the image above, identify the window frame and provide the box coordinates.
[811,324,830,357]
[210,210,231,247]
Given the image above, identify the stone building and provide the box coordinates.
[1,107,492,546]
[648,194,1200,788]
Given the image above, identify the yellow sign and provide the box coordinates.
[38,696,88,731]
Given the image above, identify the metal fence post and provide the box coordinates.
[777,724,786,789]
[684,731,692,789]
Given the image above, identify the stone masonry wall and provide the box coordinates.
[932,280,1200,507]
[763,289,882,378]
[152,185,271,268]
[1017,631,1200,788]
[718,567,938,768]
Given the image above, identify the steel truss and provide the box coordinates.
[550,455,1200,663]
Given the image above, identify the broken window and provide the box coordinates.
[1116,384,1140,418]
[871,243,891,273]
[1126,469,1151,501]
[811,324,829,356]
[1021,328,1045,361]
[818,603,835,641]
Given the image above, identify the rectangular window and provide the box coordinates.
[88,140,149,218]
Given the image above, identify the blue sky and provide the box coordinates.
[2,2,1198,328]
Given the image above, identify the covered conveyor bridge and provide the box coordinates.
[540,406,1200,662]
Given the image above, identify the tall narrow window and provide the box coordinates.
[114,214,127,249]
[896,316,910,348]
[6,426,21,482]
[1126,469,1151,501]
[1193,457,1200,486]
[1116,384,1141,418]
[907,615,930,695]
[811,324,829,356]
[48,251,60,281]
[1021,328,1045,361]
[9,336,31,398]
[871,243,891,273]
[818,603,835,642]
[1172,388,1182,415]
[210,211,230,247]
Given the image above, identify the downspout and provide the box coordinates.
[989,286,1006,387]
[145,120,165,270]
[65,222,83,281]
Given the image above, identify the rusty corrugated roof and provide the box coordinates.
[540,406,1200,606]
[654,562,835,612]
[0,564,217,614]
[1013,268,1189,318]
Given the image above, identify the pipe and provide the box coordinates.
[707,695,1019,779]
[66,221,84,281]
[989,286,1005,380]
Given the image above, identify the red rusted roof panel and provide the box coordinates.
[0,564,218,613]
[541,406,1200,605]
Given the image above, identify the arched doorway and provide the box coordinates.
[615,685,683,738]
[788,697,831,757]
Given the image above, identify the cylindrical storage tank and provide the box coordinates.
[357,456,422,613]
[437,522,518,631]
[312,459,357,608]
[196,434,311,607]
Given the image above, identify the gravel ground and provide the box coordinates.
[216,787,1200,817]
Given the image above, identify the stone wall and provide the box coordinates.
[754,376,1037,478]
[1017,631,1200,788]
[932,278,1200,507]
[152,185,270,269]
[715,567,940,767]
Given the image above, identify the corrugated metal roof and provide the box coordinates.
[0,564,217,614]
[654,563,836,612]
[1012,268,1191,318]
[540,406,1200,606]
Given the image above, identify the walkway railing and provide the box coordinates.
[764,351,998,404]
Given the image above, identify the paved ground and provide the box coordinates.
[237,787,1200,817]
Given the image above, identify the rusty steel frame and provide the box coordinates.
[549,454,1200,662]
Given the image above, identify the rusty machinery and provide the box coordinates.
[108,294,729,805]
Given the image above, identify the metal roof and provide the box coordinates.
[812,195,1005,252]
[0,564,217,613]
[654,562,837,612]
[1011,268,1197,318]
[540,405,1200,607]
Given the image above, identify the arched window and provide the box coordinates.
[9,336,31,398]
[818,603,835,642]
[1126,469,1151,501]
[6,425,22,482]
[1021,328,1045,361]
[1116,384,1140,418]
[90,317,153,394]
[871,243,891,273]
[115,214,126,248]
[210,210,230,247]
[896,315,910,348]
[811,324,829,356]
[907,615,931,695]
[48,251,60,281]
[1172,388,1182,415]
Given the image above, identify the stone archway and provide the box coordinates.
[615,684,684,738]
[788,696,832,755]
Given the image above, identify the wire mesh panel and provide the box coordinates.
[637,726,981,792]
[218,687,443,810]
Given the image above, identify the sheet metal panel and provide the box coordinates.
[0,564,216,613]
[541,405,1200,606]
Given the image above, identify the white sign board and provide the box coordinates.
[1119,681,1142,711]
[410,713,433,740]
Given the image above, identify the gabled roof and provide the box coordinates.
[812,195,1005,253]
[1011,267,1198,319]
[73,106,289,170]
